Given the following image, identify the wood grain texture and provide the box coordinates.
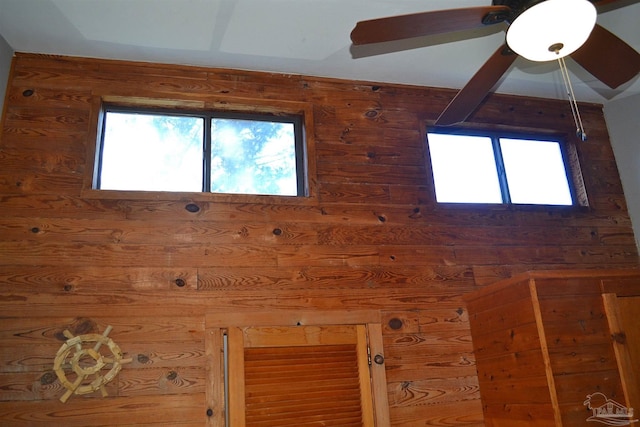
[0,52,638,426]
[608,296,640,421]
[465,271,640,426]
[0,394,204,426]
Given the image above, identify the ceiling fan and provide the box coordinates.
[350,0,640,126]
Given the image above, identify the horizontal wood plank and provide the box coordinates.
[0,393,204,426]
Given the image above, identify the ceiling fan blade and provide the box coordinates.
[350,6,510,45]
[571,24,640,89]
[436,44,517,126]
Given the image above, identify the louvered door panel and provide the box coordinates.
[245,344,362,426]
[228,325,374,427]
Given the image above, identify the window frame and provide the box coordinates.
[426,128,582,207]
[92,103,309,197]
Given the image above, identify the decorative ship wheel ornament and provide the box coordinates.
[53,325,132,403]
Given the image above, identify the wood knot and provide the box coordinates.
[174,278,186,287]
[22,89,34,97]
[137,354,150,364]
[40,371,57,385]
[185,203,200,213]
[54,318,98,340]
[166,370,178,381]
[408,207,421,219]
[612,332,626,344]
[339,127,352,143]
[388,318,403,330]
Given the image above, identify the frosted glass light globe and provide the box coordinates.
[506,0,597,62]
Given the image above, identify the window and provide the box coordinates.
[96,106,306,196]
[427,131,575,205]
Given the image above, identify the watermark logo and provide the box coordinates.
[584,392,638,425]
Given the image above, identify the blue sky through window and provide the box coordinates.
[99,111,300,196]
[211,118,297,196]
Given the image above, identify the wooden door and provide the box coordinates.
[617,296,640,415]
[603,294,640,416]
[227,324,375,427]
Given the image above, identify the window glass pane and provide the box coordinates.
[500,138,573,205]
[100,112,203,191]
[427,133,503,203]
[211,118,298,196]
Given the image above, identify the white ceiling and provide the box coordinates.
[0,0,639,105]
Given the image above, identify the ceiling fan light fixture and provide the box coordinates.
[506,0,597,62]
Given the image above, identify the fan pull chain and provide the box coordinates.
[558,56,587,141]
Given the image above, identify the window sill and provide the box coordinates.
[432,201,591,213]
[80,188,316,206]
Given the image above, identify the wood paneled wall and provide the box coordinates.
[465,270,640,426]
[0,53,638,426]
